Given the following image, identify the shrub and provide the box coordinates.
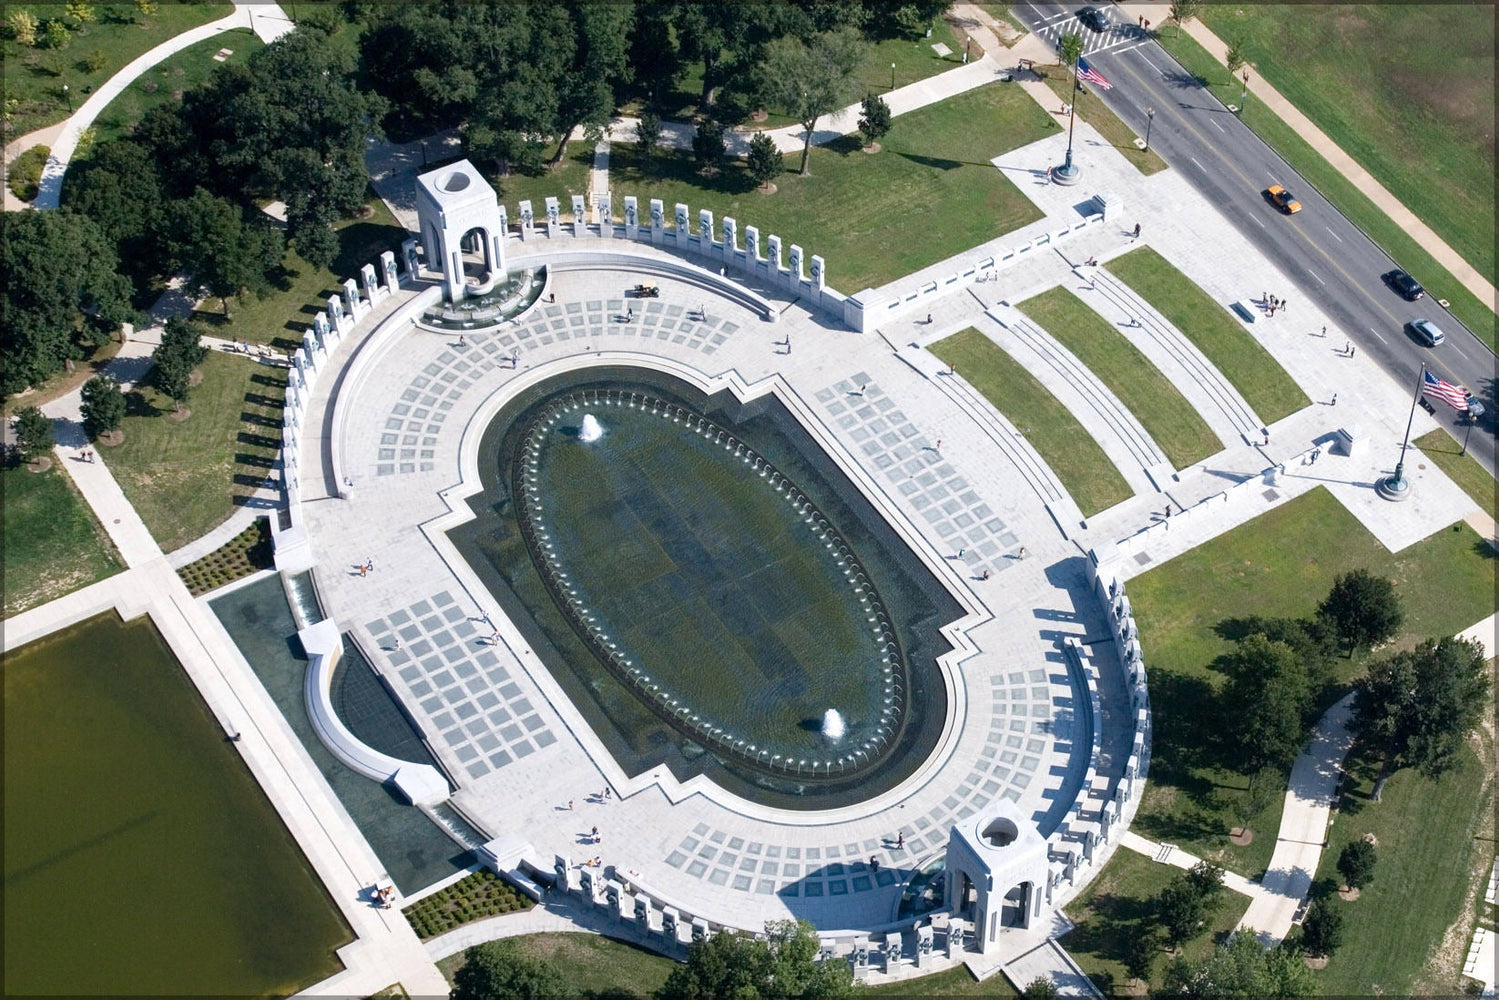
[84,48,106,72]
[7,8,39,45]
[13,406,55,460]
[8,144,50,202]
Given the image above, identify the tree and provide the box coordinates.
[65,2,96,26]
[1021,976,1059,999]
[61,137,169,293]
[1157,876,1208,948]
[857,93,891,148]
[1336,838,1376,890]
[1161,931,1316,998]
[163,189,282,318]
[450,939,569,1000]
[1,209,131,399]
[288,200,340,272]
[635,109,662,169]
[1225,37,1247,76]
[1235,765,1282,834]
[134,0,158,18]
[543,4,635,166]
[1124,930,1159,984]
[1184,860,1225,899]
[7,8,39,46]
[80,374,127,439]
[761,27,866,174]
[1351,636,1486,799]
[44,17,70,52]
[1057,31,1084,83]
[1168,0,1205,38]
[1318,569,1403,656]
[1299,900,1344,957]
[658,919,851,999]
[151,316,209,411]
[747,132,784,190]
[1219,634,1312,770]
[13,407,55,462]
[691,117,726,173]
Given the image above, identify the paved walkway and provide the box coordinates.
[6,2,293,212]
[1236,694,1357,943]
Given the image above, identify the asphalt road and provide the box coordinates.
[1014,2,1497,477]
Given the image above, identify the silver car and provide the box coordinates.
[1408,319,1445,347]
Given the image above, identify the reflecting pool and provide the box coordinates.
[3,612,350,995]
[449,367,961,809]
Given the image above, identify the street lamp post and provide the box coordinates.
[1144,107,1155,152]
[62,84,71,111]
[891,62,896,90]
[1462,400,1486,455]
[1239,72,1249,114]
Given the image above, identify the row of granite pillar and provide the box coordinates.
[553,851,948,973]
[503,193,841,317]
[279,248,411,510]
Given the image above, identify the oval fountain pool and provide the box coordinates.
[449,367,958,809]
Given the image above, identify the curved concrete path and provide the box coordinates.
[24,2,293,211]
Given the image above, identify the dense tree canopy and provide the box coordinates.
[80,374,127,439]
[1219,634,1312,770]
[151,316,209,409]
[1161,931,1316,997]
[1350,635,1487,798]
[449,939,569,1000]
[760,27,867,175]
[1317,569,1403,656]
[658,919,852,1000]
[1,210,132,399]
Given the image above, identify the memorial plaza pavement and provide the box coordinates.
[6,82,1494,1000]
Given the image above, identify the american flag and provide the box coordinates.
[1077,59,1113,90]
[1422,369,1469,411]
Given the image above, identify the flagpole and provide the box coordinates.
[1377,364,1424,502]
[1052,58,1083,185]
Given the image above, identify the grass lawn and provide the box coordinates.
[2,2,231,141]
[1155,29,1497,352]
[1105,246,1309,424]
[1197,5,1494,287]
[1035,66,1168,176]
[1016,286,1220,470]
[1126,486,1497,876]
[86,27,261,146]
[931,327,1132,517]
[103,350,285,552]
[569,82,1056,295]
[1307,739,1493,997]
[189,196,408,349]
[2,462,122,618]
[1063,847,1251,996]
[1415,428,1497,522]
[483,143,594,218]
[863,963,1018,996]
[436,932,675,998]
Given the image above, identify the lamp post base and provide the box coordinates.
[1376,474,1414,502]
[1051,152,1082,186]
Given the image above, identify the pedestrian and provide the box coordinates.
[366,558,374,572]
[860,383,867,394]
[926,313,932,324]
[958,547,965,558]
[591,825,599,841]
[962,49,968,64]
[1344,339,1352,355]
[1018,546,1027,559]
[870,856,881,872]
[1350,345,1356,358]
[604,786,612,799]
[1269,304,1276,317]
[1138,14,1143,25]
[549,292,556,303]
[513,349,520,368]
[569,800,574,810]
[982,569,990,580]
[1331,393,1337,406]
[458,335,466,348]
[1263,429,1271,445]
[1133,222,1141,238]
[897,833,904,849]
[1320,325,1327,338]
[935,439,941,450]
[393,637,402,650]
[359,563,368,577]
[1282,298,1289,313]
[1164,504,1171,517]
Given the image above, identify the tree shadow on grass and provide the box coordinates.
[892,150,971,171]
[124,390,162,418]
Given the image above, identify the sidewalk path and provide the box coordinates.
[20,2,293,212]
[1236,693,1357,943]
[1118,831,1267,903]
[1123,2,1495,320]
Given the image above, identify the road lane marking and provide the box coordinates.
[1252,216,1265,228]
[1190,156,1205,170]
[1325,227,1343,243]
[1369,327,1388,343]
[1307,269,1325,285]
[1211,119,1225,133]
[1140,54,1163,75]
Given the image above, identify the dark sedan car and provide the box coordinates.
[1078,6,1111,31]
[1383,269,1425,301]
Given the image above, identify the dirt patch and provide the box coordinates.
[168,407,191,422]
[758,182,777,195]
[188,369,204,387]
[98,429,124,447]
[1304,954,1330,970]
[1229,827,1254,846]
[1362,832,1379,847]
[862,142,881,154]
[1338,886,1361,902]
[750,109,768,123]
[25,456,52,473]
